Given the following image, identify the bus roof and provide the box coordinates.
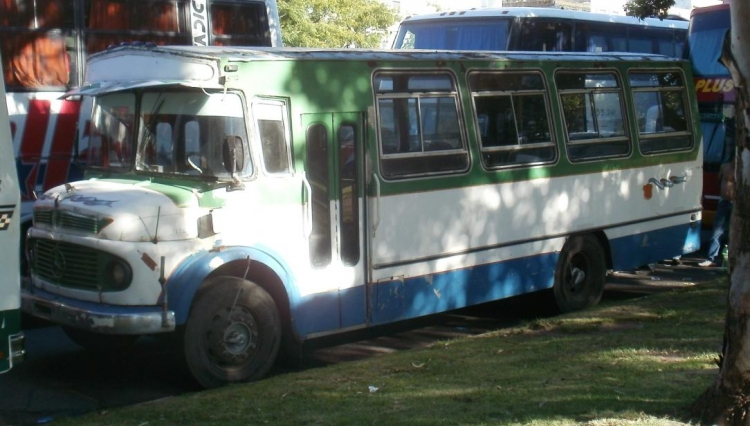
[689,3,729,17]
[73,45,688,96]
[90,45,687,65]
[399,7,688,29]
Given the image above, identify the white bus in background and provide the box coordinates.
[0,54,24,374]
[391,7,687,57]
[0,0,282,274]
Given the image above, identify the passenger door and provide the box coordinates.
[302,113,367,330]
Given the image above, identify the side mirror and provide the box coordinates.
[222,135,245,174]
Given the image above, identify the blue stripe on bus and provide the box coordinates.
[290,285,367,337]
[369,253,558,326]
[608,222,701,272]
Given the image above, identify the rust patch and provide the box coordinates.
[141,252,157,271]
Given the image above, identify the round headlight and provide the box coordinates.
[107,260,132,290]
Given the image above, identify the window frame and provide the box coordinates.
[251,97,293,176]
[628,69,694,156]
[373,69,470,180]
[468,70,557,170]
[555,69,632,162]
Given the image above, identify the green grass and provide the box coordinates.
[58,280,727,426]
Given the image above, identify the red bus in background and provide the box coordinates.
[685,2,733,229]
[0,0,282,272]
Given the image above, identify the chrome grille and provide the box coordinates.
[32,239,102,290]
[34,209,52,226]
[59,212,99,233]
[33,209,103,234]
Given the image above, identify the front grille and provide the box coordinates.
[31,239,128,291]
[60,212,99,233]
[34,209,52,226]
[33,209,105,234]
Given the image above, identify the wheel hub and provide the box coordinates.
[207,306,259,366]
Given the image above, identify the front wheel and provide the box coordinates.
[553,234,606,313]
[183,276,281,388]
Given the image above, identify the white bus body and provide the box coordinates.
[22,46,702,387]
[0,54,24,374]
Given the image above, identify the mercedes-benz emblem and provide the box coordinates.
[51,247,66,279]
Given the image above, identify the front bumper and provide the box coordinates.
[22,287,175,335]
[1,333,25,374]
[10,333,25,365]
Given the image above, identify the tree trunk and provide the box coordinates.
[692,1,750,424]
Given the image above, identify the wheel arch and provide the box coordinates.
[166,247,299,336]
[590,230,614,270]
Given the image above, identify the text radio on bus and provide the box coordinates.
[22,45,702,387]
[0,0,282,273]
[684,2,732,227]
[391,7,687,58]
[0,52,25,374]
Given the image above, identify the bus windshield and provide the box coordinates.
[90,90,251,179]
[393,19,511,50]
[687,6,731,76]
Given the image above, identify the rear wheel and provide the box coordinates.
[553,234,606,313]
[183,276,281,388]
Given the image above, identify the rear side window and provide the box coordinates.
[374,71,469,179]
[629,70,692,154]
[469,71,556,168]
[557,71,630,161]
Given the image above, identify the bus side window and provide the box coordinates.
[252,100,292,175]
[374,71,469,179]
[557,71,630,161]
[630,71,692,154]
[85,0,186,55]
[517,19,572,51]
[468,71,556,168]
[211,2,270,47]
[306,123,331,268]
[1,0,74,89]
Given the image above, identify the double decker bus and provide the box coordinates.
[23,45,702,388]
[1,0,282,272]
[391,7,687,58]
[684,2,732,227]
[0,54,25,374]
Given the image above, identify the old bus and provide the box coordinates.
[22,46,702,387]
[1,0,282,273]
[0,54,25,374]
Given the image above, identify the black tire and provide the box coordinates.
[62,326,139,352]
[553,234,606,313]
[183,276,281,388]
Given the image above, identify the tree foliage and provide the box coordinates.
[622,0,676,19]
[277,0,399,48]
